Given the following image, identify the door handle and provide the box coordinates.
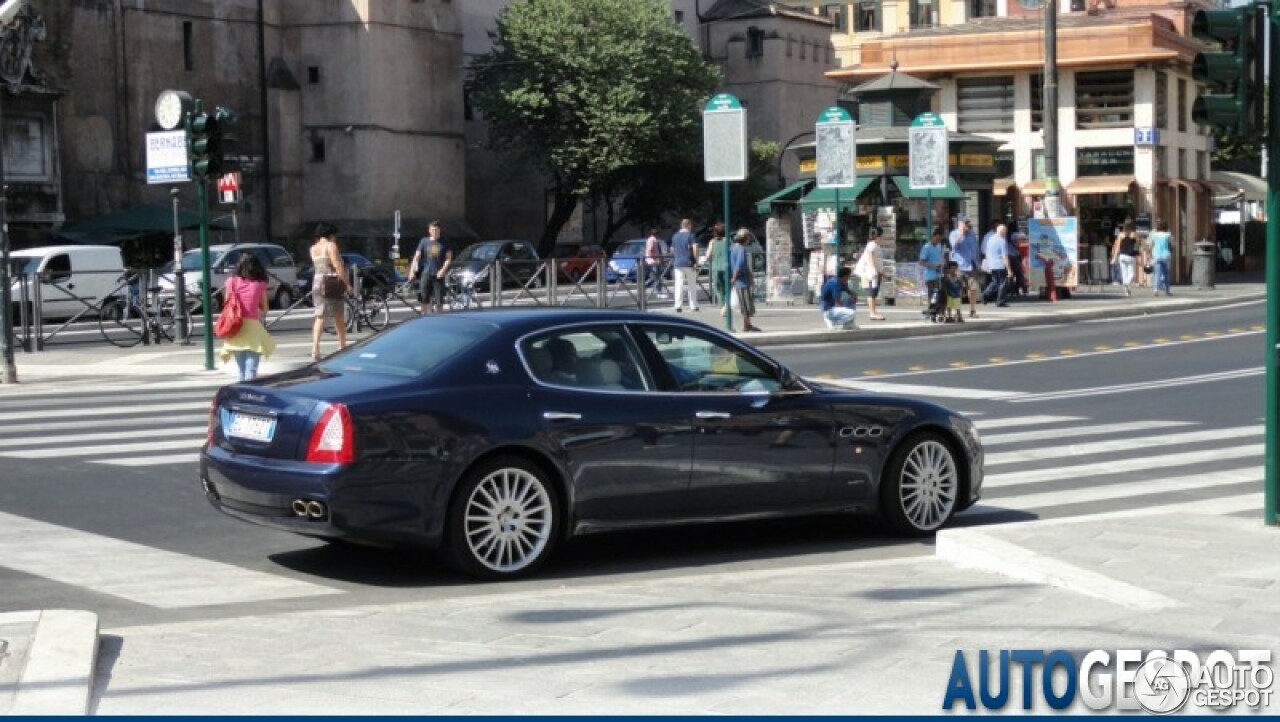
[542,411,581,421]
[695,411,731,419]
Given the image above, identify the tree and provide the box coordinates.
[467,0,720,255]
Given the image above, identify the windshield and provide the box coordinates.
[320,317,497,378]
[455,244,499,263]
[175,250,206,272]
[8,257,40,276]
[615,241,646,258]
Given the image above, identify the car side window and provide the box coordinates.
[269,247,293,267]
[522,328,650,392]
[640,326,781,394]
[44,254,71,283]
[218,250,243,271]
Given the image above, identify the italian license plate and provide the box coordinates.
[227,412,277,442]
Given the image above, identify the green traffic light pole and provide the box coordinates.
[190,98,215,370]
[1265,0,1278,526]
[722,180,733,332]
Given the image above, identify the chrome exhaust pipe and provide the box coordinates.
[305,500,327,520]
[292,499,309,517]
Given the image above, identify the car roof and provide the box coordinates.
[11,245,119,256]
[432,307,717,337]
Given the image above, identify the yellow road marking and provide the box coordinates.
[816,373,835,379]
[1229,328,1244,333]
[1253,325,1265,331]
[1180,334,1197,340]
[1026,353,1044,359]
[988,357,1007,363]
[1153,338,1170,344]
[908,365,928,372]
[1094,345,1112,351]
[1123,341,1140,348]
[1204,331,1222,337]
[949,361,969,368]
[1059,349,1078,355]
[862,369,885,376]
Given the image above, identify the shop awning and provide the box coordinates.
[798,176,878,211]
[1021,180,1046,195]
[992,177,1017,196]
[890,176,966,200]
[58,203,236,243]
[1068,176,1136,195]
[1210,170,1266,202]
[754,180,813,214]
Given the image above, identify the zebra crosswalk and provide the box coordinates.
[0,376,221,467]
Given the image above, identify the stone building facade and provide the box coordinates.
[18,0,464,253]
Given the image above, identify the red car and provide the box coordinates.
[554,244,606,282]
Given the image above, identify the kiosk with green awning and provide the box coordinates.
[797,176,878,211]
[891,176,966,200]
[754,180,814,214]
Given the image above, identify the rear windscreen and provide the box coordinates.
[320,317,497,377]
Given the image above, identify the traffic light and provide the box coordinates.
[1191,6,1263,135]
[186,110,220,178]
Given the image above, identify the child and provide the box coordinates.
[942,261,965,323]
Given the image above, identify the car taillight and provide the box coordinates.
[207,398,218,447]
[305,403,354,464]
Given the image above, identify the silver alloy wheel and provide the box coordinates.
[463,467,552,573]
[898,440,959,531]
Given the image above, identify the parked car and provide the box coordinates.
[202,309,984,580]
[7,245,125,321]
[446,240,543,293]
[159,243,299,312]
[605,238,671,284]
[551,243,606,282]
[295,252,402,305]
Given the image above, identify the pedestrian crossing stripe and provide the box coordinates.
[970,415,1082,431]
[978,467,1261,511]
[0,426,205,449]
[984,425,1262,466]
[0,401,210,423]
[0,377,226,400]
[0,389,216,411]
[983,444,1263,488]
[98,453,201,467]
[965,491,1263,521]
[981,420,1192,446]
[823,379,1026,400]
[4,439,201,459]
[0,413,204,436]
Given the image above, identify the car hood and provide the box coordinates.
[450,259,491,275]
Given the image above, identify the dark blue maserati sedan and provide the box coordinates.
[202,309,984,580]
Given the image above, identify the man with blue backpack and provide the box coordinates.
[819,266,857,330]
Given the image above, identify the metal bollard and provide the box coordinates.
[32,276,43,351]
[351,268,363,332]
[637,261,647,312]
[547,262,557,306]
[17,274,29,352]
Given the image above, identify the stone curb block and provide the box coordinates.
[10,610,99,716]
[935,527,1180,613]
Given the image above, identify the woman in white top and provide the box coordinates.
[854,230,886,320]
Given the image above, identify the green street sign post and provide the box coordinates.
[1192,1,1276,525]
[703,93,747,331]
[910,112,949,243]
[815,106,856,273]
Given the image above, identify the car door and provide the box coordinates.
[520,324,694,526]
[634,323,835,514]
[37,253,73,319]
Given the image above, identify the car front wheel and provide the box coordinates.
[880,431,960,535]
[444,456,560,580]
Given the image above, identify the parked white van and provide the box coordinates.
[8,245,126,321]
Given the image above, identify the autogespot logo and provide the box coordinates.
[942,649,1274,713]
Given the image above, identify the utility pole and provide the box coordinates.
[1042,0,1063,218]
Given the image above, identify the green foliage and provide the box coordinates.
[468,0,720,251]
[1211,129,1262,176]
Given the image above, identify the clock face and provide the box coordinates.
[154,91,187,130]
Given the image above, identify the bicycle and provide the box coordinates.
[98,274,192,348]
[323,289,391,335]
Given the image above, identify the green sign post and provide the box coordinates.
[909,112,948,244]
[703,93,747,331]
[815,106,856,271]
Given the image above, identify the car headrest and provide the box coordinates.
[576,358,604,386]
[526,347,552,376]
[597,359,622,386]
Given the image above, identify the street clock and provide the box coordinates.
[154,89,193,130]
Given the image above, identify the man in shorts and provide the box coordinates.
[410,220,451,314]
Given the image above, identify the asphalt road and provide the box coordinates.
[0,300,1266,628]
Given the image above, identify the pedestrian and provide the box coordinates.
[644,228,668,297]
[948,216,980,318]
[409,220,451,314]
[1150,218,1173,296]
[670,218,700,312]
[854,228,886,321]
[1111,219,1140,297]
[729,228,762,333]
[919,227,945,321]
[704,222,730,316]
[982,224,1012,307]
[309,222,348,360]
[819,266,857,330]
[219,252,276,381]
[1007,231,1028,297]
[942,261,965,323]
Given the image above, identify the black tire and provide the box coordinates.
[443,456,561,580]
[360,293,390,332]
[98,301,145,348]
[273,286,293,310]
[879,431,961,536]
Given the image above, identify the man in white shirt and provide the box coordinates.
[982,224,1012,307]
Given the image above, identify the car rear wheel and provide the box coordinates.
[880,431,959,535]
[444,456,560,580]
[273,286,293,310]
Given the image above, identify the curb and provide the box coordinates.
[10,610,99,715]
[742,290,1267,346]
[935,527,1179,612]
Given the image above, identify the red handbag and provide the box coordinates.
[214,280,244,339]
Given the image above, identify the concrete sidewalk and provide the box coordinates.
[66,512,1276,714]
[2,275,1266,385]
